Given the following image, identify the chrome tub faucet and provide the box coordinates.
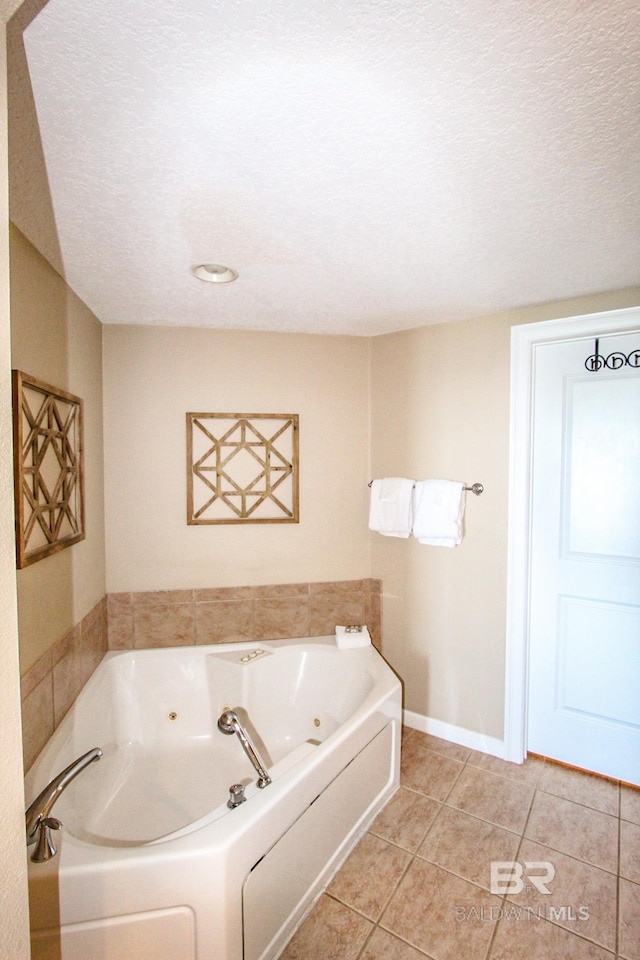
[217,710,272,788]
[25,746,103,862]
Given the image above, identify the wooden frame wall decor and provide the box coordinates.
[12,371,85,568]
[187,413,299,524]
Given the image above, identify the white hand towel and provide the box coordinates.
[412,479,465,547]
[335,625,371,649]
[368,477,414,537]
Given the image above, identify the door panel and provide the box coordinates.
[565,376,640,559]
[558,595,640,727]
[528,331,640,784]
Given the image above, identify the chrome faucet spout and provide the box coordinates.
[217,710,272,788]
[25,746,103,846]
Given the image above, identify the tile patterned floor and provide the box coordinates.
[280,728,640,960]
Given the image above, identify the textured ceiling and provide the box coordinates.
[8,0,640,335]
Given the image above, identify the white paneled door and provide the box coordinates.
[527,331,640,785]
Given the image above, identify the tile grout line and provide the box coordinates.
[482,780,535,960]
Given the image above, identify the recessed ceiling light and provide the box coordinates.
[192,263,238,283]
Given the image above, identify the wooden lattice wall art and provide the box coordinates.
[12,371,85,568]
[187,413,299,524]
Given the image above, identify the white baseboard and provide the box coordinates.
[403,709,505,760]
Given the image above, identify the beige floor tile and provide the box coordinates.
[279,894,372,960]
[417,805,520,891]
[400,742,464,802]
[466,752,545,786]
[536,761,619,816]
[405,730,471,763]
[490,914,614,960]
[525,792,618,873]
[620,819,640,883]
[445,765,535,833]
[621,784,640,825]
[380,859,500,960]
[619,878,640,960]
[327,833,411,920]
[359,927,432,960]
[509,839,617,951]
[369,786,441,852]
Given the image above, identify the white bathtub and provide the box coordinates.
[26,636,402,960]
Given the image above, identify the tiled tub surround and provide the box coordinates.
[21,580,380,773]
[282,729,640,960]
[107,579,382,652]
[20,598,108,772]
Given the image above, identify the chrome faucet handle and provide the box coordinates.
[227,783,246,809]
[31,816,62,863]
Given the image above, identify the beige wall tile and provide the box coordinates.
[20,647,53,700]
[310,580,366,595]
[107,608,134,649]
[134,602,196,647]
[194,586,256,602]
[253,583,309,599]
[22,674,54,772]
[53,638,83,728]
[195,600,254,644]
[363,589,381,646]
[254,597,310,641]
[309,593,365,636]
[80,599,108,683]
[134,589,194,605]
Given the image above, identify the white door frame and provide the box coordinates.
[503,305,640,763]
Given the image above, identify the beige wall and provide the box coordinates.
[371,287,640,740]
[10,224,106,675]
[103,325,371,592]
[0,19,30,960]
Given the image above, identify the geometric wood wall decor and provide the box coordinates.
[12,371,85,568]
[187,413,299,524]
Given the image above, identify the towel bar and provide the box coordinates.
[368,480,484,496]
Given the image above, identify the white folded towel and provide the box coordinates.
[412,479,466,547]
[368,477,414,537]
[335,625,371,649]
